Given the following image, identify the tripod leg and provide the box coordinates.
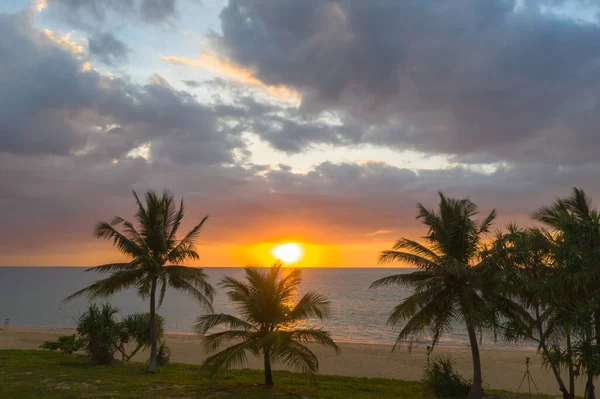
[527,371,532,397]
[517,371,528,393]
[529,371,540,395]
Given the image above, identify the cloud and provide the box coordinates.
[88,31,128,65]
[33,0,47,12]
[139,0,177,23]
[0,10,240,164]
[211,0,600,166]
[366,230,393,237]
[45,0,178,25]
[162,53,302,103]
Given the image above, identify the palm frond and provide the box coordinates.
[200,339,259,378]
[168,216,209,260]
[370,270,436,289]
[378,250,440,268]
[291,329,341,354]
[194,313,256,334]
[286,292,331,321]
[94,221,146,258]
[277,340,319,378]
[64,269,144,302]
[167,268,214,312]
[201,330,256,354]
[85,262,139,274]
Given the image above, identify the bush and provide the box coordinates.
[156,341,171,366]
[119,313,165,361]
[40,304,166,366]
[76,303,125,365]
[423,355,471,398]
[40,334,85,354]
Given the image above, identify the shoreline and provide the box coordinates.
[0,327,582,396]
[1,325,540,350]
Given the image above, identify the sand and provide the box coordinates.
[0,327,585,396]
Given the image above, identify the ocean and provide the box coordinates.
[0,267,532,349]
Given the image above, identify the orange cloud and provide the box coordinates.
[366,229,393,236]
[34,0,47,12]
[161,53,301,103]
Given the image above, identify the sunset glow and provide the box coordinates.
[270,243,304,264]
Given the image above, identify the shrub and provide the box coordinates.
[41,304,167,366]
[423,355,471,398]
[76,303,125,365]
[40,334,85,354]
[118,313,165,361]
[156,341,171,366]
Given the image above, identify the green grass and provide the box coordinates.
[0,350,554,399]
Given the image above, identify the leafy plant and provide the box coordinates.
[118,313,165,362]
[76,303,125,364]
[423,356,471,398]
[39,334,85,354]
[156,341,171,366]
[42,304,167,365]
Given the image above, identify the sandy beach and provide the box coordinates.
[0,327,585,396]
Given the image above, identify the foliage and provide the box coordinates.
[2,350,553,399]
[42,303,166,365]
[76,303,125,364]
[118,312,165,362]
[483,188,600,399]
[39,334,85,354]
[422,356,471,398]
[195,263,340,386]
[156,341,171,366]
[371,192,495,399]
[65,190,215,372]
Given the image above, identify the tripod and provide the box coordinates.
[516,357,539,398]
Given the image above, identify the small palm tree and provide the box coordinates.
[66,190,215,372]
[371,192,496,399]
[195,264,340,386]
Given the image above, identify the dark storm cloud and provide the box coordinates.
[212,0,600,165]
[47,0,177,24]
[0,10,238,164]
[139,0,177,23]
[182,79,202,88]
[88,31,129,65]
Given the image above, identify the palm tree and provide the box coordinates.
[481,225,572,398]
[66,190,215,372]
[195,264,340,386]
[532,187,600,399]
[370,192,496,399]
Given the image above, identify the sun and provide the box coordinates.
[270,243,304,264]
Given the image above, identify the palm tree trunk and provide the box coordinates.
[466,321,483,399]
[147,277,158,373]
[539,340,570,399]
[567,332,575,399]
[536,315,569,399]
[585,370,596,399]
[264,348,274,387]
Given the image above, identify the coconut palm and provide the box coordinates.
[195,264,340,386]
[65,190,215,372]
[532,187,600,399]
[370,192,496,399]
[481,225,572,398]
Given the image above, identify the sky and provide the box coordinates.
[1,0,600,267]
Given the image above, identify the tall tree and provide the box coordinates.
[532,187,600,399]
[196,264,340,386]
[371,192,496,399]
[481,225,571,398]
[66,190,215,372]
